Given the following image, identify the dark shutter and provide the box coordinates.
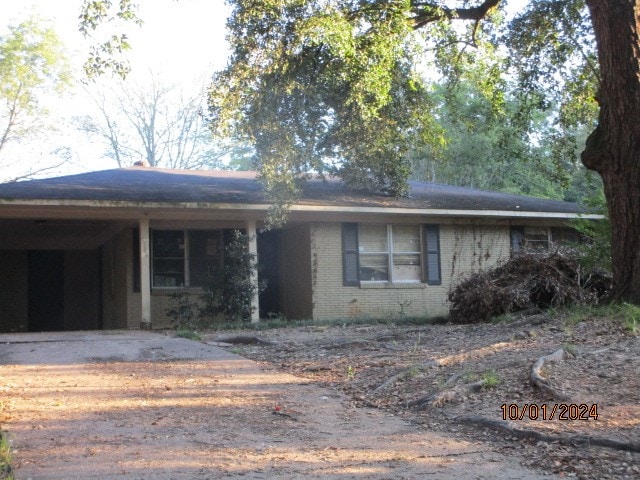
[510,226,525,254]
[424,224,441,285]
[342,223,359,286]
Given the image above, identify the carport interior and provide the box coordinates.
[0,219,123,333]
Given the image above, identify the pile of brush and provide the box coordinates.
[448,252,611,324]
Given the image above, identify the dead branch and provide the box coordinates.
[448,253,610,324]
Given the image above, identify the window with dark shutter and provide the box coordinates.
[424,224,441,285]
[342,223,359,286]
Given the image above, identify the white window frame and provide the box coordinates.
[358,224,423,284]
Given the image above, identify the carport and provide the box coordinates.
[0,168,270,333]
[0,218,127,332]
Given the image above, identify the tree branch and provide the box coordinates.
[410,0,503,29]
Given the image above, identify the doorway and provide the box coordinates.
[257,230,282,318]
[28,251,65,332]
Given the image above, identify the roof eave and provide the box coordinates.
[0,198,601,220]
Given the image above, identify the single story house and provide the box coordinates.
[0,167,599,332]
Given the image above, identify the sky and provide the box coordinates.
[2,0,231,81]
[0,0,232,179]
[1,0,531,180]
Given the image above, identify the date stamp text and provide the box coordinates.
[500,403,599,421]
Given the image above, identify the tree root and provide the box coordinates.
[372,360,439,393]
[215,335,275,346]
[409,378,486,410]
[531,348,571,401]
[457,415,640,453]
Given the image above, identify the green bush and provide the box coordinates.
[166,288,201,330]
[571,191,611,273]
[199,230,265,324]
[166,230,266,328]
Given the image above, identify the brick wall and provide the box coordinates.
[120,221,512,326]
[310,222,511,320]
[103,230,133,329]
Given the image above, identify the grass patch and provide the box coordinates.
[619,303,640,333]
[563,343,579,356]
[346,365,357,379]
[0,430,13,480]
[560,302,640,333]
[491,313,515,324]
[481,370,500,388]
[562,304,598,325]
[176,329,202,341]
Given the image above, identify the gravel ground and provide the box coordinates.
[207,313,640,480]
[0,330,555,479]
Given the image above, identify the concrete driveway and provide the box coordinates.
[0,330,554,479]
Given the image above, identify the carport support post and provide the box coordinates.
[246,220,260,323]
[139,218,152,329]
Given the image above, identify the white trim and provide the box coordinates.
[245,220,260,324]
[139,218,151,329]
[0,198,603,220]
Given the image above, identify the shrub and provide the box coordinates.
[166,230,266,327]
[166,288,201,330]
[199,230,265,324]
[571,191,611,272]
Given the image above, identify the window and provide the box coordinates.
[152,230,221,288]
[511,226,580,254]
[359,224,390,281]
[342,223,441,286]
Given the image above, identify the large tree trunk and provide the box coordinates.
[582,0,640,303]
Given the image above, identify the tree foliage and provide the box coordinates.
[81,0,640,301]
[410,39,600,202]
[208,0,445,223]
[79,0,142,78]
[206,0,603,222]
[0,16,72,181]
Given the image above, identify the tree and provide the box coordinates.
[79,0,142,78]
[0,15,72,181]
[80,75,228,169]
[409,43,600,202]
[407,38,566,199]
[80,0,640,302]
[580,0,640,302]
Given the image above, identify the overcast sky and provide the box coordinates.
[1,0,232,178]
[2,0,231,80]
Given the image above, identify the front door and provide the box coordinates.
[258,230,281,318]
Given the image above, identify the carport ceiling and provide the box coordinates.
[0,220,126,250]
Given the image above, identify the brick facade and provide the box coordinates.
[310,222,511,320]
[120,221,523,325]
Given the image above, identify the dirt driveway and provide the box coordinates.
[0,330,553,479]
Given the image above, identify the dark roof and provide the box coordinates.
[0,167,586,214]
